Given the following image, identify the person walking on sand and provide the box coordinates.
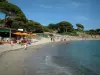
[11,40,14,46]
[10,40,14,50]
[24,40,28,50]
[24,43,27,50]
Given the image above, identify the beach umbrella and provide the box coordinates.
[13,32,36,36]
[21,33,28,36]
[13,32,22,35]
[31,33,37,36]
[13,32,29,36]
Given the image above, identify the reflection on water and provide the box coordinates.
[25,41,100,75]
[25,56,75,75]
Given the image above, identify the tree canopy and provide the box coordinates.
[0,0,8,2]
[76,24,84,31]
[48,23,58,30]
[11,21,25,30]
[0,2,27,22]
[0,1,44,33]
[95,29,100,35]
[26,20,44,33]
[86,29,100,35]
[1,0,100,35]
[57,21,73,33]
[0,18,4,24]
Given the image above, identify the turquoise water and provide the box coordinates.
[25,40,100,75]
[55,40,100,75]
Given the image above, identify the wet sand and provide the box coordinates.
[0,40,99,75]
[0,44,44,75]
[0,42,63,75]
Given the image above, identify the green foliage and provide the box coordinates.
[0,1,43,33]
[11,21,25,29]
[0,1,28,31]
[0,2,27,22]
[43,26,54,32]
[95,29,100,35]
[33,24,44,33]
[1,0,99,35]
[27,20,44,33]
[89,29,96,35]
[48,23,58,30]
[86,29,100,35]
[76,24,84,31]
[60,31,79,36]
[0,18,4,24]
[0,0,8,2]
[5,18,13,27]
[43,26,49,32]
[57,21,74,33]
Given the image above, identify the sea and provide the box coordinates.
[24,40,100,75]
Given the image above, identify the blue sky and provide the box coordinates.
[0,0,100,29]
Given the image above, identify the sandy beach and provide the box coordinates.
[0,35,100,55]
[0,35,100,54]
[0,36,100,75]
[0,45,42,75]
[0,42,63,75]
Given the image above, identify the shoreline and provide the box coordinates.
[0,38,100,75]
[0,38,49,56]
[0,37,100,56]
[0,37,60,56]
[0,41,62,75]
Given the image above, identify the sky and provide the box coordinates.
[0,0,100,29]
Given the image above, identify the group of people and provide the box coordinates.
[50,36,67,42]
[10,37,32,50]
